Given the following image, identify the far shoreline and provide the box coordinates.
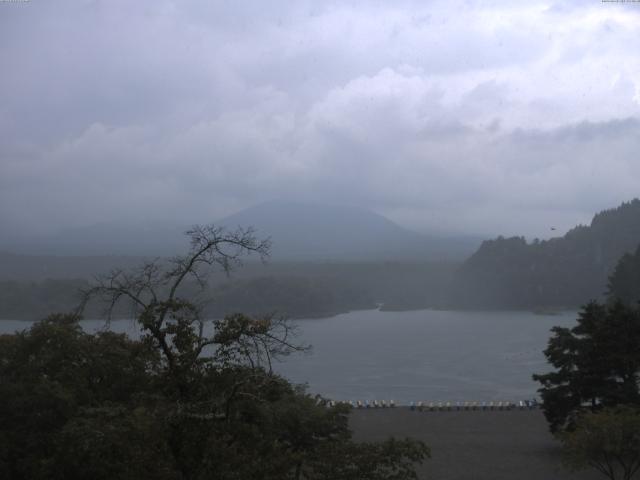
[0,306,580,323]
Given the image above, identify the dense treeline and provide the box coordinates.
[534,300,640,432]
[0,262,457,320]
[607,243,640,305]
[6,199,640,316]
[0,279,89,320]
[0,225,430,479]
[0,277,373,320]
[0,313,429,480]
[533,249,640,479]
[450,199,640,309]
[206,276,374,319]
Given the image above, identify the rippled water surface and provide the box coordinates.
[2,309,577,403]
[276,309,578,403]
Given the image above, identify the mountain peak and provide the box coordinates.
[0,200,479,260]
[218,201,476,261]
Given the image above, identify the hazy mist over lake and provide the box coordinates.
[4,3,640,478]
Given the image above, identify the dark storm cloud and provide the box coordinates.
[1,0,639,238]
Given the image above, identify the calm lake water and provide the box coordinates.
[1,309,577,404]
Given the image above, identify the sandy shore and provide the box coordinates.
[349,408,600,480]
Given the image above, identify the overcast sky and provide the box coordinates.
[1,0,640,239]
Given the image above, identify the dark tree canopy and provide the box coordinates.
[451,199,640,309]
[0,225,430,480]
[561,406,640,480]
[607,244,640,306]
[533,301,640,433]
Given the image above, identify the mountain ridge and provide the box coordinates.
[450,199,640,309]
[0,200,480,260]
[218,200,479,261]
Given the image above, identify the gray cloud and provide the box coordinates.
[1,0,639,240]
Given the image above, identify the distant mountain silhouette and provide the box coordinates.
[1,201,480,260]
[217,200,479,260]
[450,199,640,309]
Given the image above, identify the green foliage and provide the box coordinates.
[608,244,640,305]
[0,311,429,479]
[561,406,640,480]
[0,313,162,479]
[451,199,640,309]
[0,261,458,321]
[533,301,640,433]
[1,225,429,479]
[207,275,375,319]
[53,406,176,480]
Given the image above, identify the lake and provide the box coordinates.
[1,309,577,404]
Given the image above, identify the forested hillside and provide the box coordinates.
[0,261,457,320]
[450,199,640,309]
[607,243,640,305]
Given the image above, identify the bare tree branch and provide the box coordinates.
[76,224,306,382]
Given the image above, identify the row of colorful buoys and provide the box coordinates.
[330,400,397,408]
[324,399,539,410]
[408,400,539,411]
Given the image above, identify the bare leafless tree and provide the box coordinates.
[76,224,308,377]
[79,224,271,320]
